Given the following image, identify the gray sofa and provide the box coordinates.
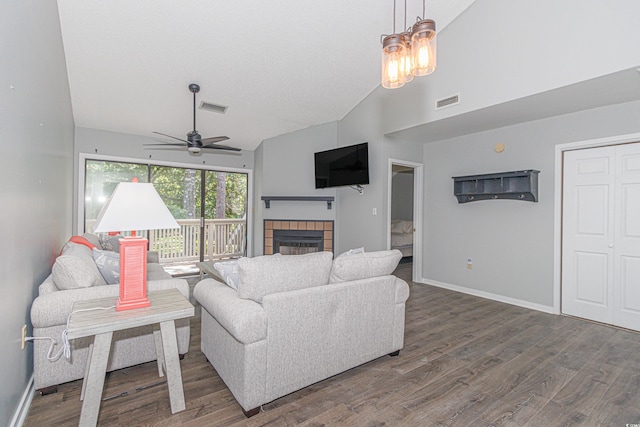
[193,250,409,416]
[30,236,191,393]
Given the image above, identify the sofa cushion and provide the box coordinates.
[38,275,59,295]
[237,251,333,303]
[147,263,171,281]
[52,244,107,290]
[329,249,402,283]
[92,248,120,284]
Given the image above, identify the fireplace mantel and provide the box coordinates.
[261,196,335,209]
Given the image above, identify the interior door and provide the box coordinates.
[612,143,640,330]
[562,146,615,324]
[562,143,640,330]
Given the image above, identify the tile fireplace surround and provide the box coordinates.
[264,220,334,255]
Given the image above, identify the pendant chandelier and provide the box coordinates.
[381,0,436,89]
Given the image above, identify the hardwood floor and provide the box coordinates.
[24,264,640,426]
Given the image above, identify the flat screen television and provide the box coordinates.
[314,142,369,189]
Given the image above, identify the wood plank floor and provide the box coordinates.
[24,264,640,426]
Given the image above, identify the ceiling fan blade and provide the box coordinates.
[152,131,190,144]
[201,144,241,152]
[144,142,187,147]
[201,136,230,145]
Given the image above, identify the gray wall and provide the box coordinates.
[391,172,414,221]
[253,122,338,255]
[379,0,640,136]
[336,87,425,254]
[422,100,640,308]
[0,1,74,424]
[330,0,640,306]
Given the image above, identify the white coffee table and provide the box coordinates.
[67,288,194,426]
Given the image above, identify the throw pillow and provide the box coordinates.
[82,232,102,248]
[92,248,121,284]
[99,233,123,252]
[52,244,107,289]
[336,247,365,258]
[237,251,333,303]
[329,249,402,283]
[390,220,405,234]
[59,235,97,255]
[213,260,239,290]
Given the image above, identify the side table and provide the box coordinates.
[195,261,225,281]
[67,288,194,426]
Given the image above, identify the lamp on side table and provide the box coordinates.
[93,181,179,311]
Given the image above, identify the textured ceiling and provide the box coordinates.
[57,0,476,151]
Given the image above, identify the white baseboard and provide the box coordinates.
[10,374,34,427]
[418,277,556,314]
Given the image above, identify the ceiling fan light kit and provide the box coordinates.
[145,83,240,154]
[381,0,437,89]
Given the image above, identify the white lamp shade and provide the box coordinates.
[93,182,179,232]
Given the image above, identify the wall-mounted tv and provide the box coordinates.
[315,142,369,189]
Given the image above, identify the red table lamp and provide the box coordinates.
[92,182,179,311]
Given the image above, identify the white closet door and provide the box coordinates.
[562,142,640,331]
[612,144,640,330]
[562,146,615,324]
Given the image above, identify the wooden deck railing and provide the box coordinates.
[149,219,246,263]
[85,218,247,264]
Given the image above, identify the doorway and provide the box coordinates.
[560,141,640,331]
[388,159,423,282]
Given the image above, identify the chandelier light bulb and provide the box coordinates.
[400,32,414,83]
[381,34,407,89]
[411,18,437,76]
[380,1,436,89]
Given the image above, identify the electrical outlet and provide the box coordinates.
[372,208,377,216]
[21,325,27,350]
[466,258,473,269]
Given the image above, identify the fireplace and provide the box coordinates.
[264,220,333,255]
[272,229,323,255]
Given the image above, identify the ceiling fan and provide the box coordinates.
[145,83,240,154]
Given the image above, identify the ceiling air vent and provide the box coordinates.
[199,101,228,114]
[436,94,460,110]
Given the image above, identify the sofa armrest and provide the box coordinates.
[194,278,267,344]
[394,277,410,304]
[31,278,189,328]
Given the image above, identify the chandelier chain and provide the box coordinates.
[393,0,396,34]
[404,0,407,31]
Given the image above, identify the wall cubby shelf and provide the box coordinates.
[452,170,539,203]
[261,196,335,209]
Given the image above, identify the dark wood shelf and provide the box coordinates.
[452,170,539,203]
[261,196,335,209]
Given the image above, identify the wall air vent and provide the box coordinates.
[199,101,228,114]
[436,94,460,110]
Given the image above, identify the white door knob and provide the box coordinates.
[608,244,614,248]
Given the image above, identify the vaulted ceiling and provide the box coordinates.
[57,0,476,151]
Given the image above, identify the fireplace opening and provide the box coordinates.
[273,229,323,255]
[264,220,333,255]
